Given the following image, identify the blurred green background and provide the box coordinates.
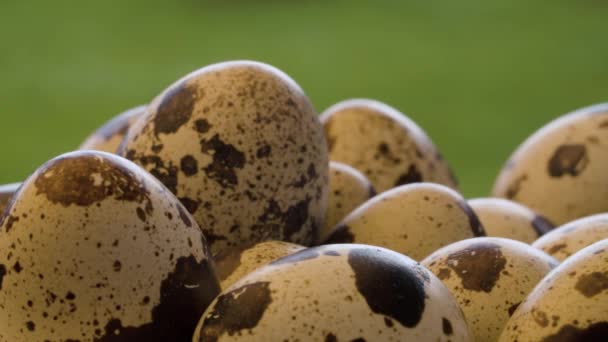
[0,0,606,197]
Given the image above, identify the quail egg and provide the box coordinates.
[320,99,458,192]
[119,61,328,254]
[422,237,559,342]
[499,239,608,341]
[0,151,220,341]
[325,183,485,260]
[0,182,20,215]
[194,244,472,341]
[493,103,608,225]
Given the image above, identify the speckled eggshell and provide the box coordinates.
[214,240,305,290]
[193,244,473,342]
[119,61,328,254]
[320,99,458,193]
[422,237,559,342]
[321,161,376,241]
[324,183,485,261]
[0,151,220,341]
[0,182,20,215]
[492,103,608,225]
[468,197,554,243]
[532,213,608,261]
[80,105,145,153]
[499,239,608,342]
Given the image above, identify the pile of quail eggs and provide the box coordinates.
[1,61,607,342]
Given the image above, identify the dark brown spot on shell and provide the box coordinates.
[508,302,521,317]
[575,271,608,298]
[34,153,153,211]
[126,153,179,194]
[548,144,589,177]
[442,317,453,335]
[348,247,426,328]
[256,145,272,159]
[194,119,211,134]
[324,225,355,244]
[325,333,337,342]
[154,83,196,136]
[200,134,246,188]
[253,198,315,244]
[394,164,423,186]
[97,255,220,341]
[180,155,198,177]
[447,242,506,293]
[541,322,608,342]
[0,264,6,290]
[437,268,451,280]
[531,215,554,236]
[197,282,272,342]
[456,201,486,237]
[26,321,35,331]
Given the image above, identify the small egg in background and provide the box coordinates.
[422,237,559,342]
[532,213,608,261]
[493,103,608,225]
[320,98,458,193]
[468,197,554,243]
[0,151,220,341]
[320,161,376,242]
[214,240,305,290]
[0,182,20,215]
[324,183,485,261]
[119,61,329,255]
[80,105,146,153]
[499,239,608,342]
[194,244,473,342]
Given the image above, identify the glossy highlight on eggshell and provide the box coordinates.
[119,61,329,255]
[0,151,220,341]
[320,99,458,193]
[194,244,472,341]
[493,103,608,225]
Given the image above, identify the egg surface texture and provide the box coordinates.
[325,183,485,260]
[532,213,608,261]
[214,240,304,290]
[0,151,220,341]
[194,244,472,342]
[422,237,559,342]
[80,105,145,153]
[320,98,457,192]
[120,61,328,254]
[499,239,608,342]
[493,103,608,225]
[0,182,20,214]
[321,161,376,241]
[468,197,553,243]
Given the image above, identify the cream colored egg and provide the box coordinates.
[0,182,20,215]
[324,183,485,260]
[422,237,559,342]
[80,105,145,153]
[119,61,328,254]
[214,240,304,290]
[194,244,473,342]
[493,103,608,225]
[533,213,608,261]
[468,197,554,243]
[0,151,219,341]
[499,239,608,341]
[320,99,458,193]
[321,161,376,241]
